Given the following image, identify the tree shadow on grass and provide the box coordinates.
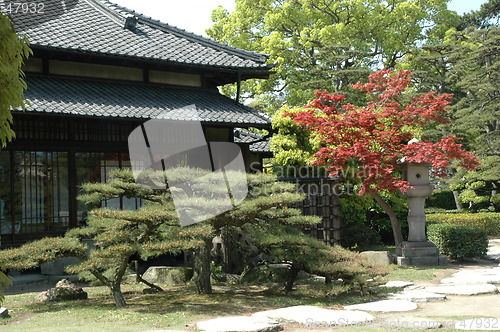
[16,282,384,317]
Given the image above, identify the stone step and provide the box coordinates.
[387,290,447,302]
[424,284,498,295]
[376,317,443,329]
[251,305,375,328]
[441,267,500,285]
[344,300,418,312]
[379,280,414,288]
[196,316,282,332]
[400,246,440,257]
[397,255,448,266]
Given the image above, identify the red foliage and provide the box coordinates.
[286,69,479,194]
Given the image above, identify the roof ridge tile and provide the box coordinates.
[17,0,274,71]
[88,0,271,64]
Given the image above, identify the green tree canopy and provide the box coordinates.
[447,27,499,157]
[457,0,499,30]
[0,13,30,147]
[406,1,499,210]
[208,0,457,113]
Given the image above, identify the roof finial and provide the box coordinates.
[124,16,137,31]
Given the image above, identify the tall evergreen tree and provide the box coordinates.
[0,12,30,303]
[402,1,499,210]
[0,13,30,147]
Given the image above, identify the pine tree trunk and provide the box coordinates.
[193,238,212,295]
[110,255,131,307]
[90,269,127,307]
[370,191,404,246]
[111,284,127,307]
[284,265,299,292]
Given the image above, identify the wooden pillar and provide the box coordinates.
[68,149,77,228]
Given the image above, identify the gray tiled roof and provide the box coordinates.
[20,76,271,127]
[249,140,271,153]
[11,0,272,70]
[234,128,271,153]
[233,128,264,143]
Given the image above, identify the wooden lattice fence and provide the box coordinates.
[281,177,342,245]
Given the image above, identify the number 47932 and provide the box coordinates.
[3,2,45,14]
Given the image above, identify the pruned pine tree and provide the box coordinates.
[0,168,389,303]
[170,171,323,295]
[0,168,321,303]
[242,223,389,292]
[0,170,210,307]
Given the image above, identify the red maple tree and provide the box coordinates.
[287,69,479,245]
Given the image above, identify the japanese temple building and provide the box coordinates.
[1,0,273,248]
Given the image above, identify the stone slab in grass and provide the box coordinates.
[360,251,393,265]
[424,284,498,295]
[455,318,500,330]
[196,316,282,332]
[344,300,418,312]
[380,281,414,288]
[387,290,446,302]
[378,317,442,329]
[251,305,375,327]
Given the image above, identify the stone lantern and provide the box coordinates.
[396,148,447,266]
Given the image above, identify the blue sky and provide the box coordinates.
[449,0,488,14]
[112,0,489,36]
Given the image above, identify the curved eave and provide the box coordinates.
[30,44,276,71]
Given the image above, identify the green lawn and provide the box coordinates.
[383,265,453,282]
[0,281,367,331]
[0,263,459,332]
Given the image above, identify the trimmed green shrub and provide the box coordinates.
[243,223,389,292]
[426,212,500,236]
[427,224,488,260]
[426,209,463,214]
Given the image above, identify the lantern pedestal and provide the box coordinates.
[396,162,447,266]
[397,241,448,266]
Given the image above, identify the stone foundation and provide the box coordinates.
[396,241,447,266]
